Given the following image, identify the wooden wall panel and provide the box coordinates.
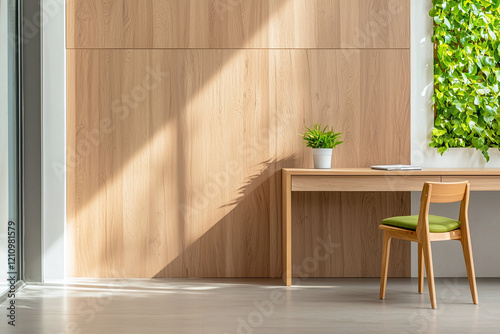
[67,0,410,49]
[340,0,410,48]
[67,49,274,277]
[291,192,410,277]
[270,49,410,169]
[270,49,411,277]
[67,0,411,278]
[67,49,410,278]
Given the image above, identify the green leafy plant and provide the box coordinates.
[301,124,343,149]
[429,0,500,162]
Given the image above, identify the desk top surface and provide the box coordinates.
[283,168,500,176]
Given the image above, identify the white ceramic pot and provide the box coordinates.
[312,148,333,169]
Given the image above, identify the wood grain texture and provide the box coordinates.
[270,49,410,170]
[270,49,411,278]
[291,175,442,192]
[441,176,500,190]
[341,0,410,48]
[67,1,412,278]
[67,49,273,277]
[283,168,500,175]
[67,48,410,278]
[291,192,410,278]
[67,0,154,48]
[282,171,292,285]
[67,0,410,49]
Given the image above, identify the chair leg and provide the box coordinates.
[418,243,424,294]
[422,239,436,309]
[460,237,478,304]
[379,233,392,299]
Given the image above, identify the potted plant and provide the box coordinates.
[301,124,343,169]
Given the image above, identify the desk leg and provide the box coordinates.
[282,171,292,286]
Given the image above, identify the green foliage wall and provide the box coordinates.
[430,0,500,161]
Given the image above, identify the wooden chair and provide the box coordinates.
[379,181,478,309]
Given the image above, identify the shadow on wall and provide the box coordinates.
[66,0,412,279]
[154,156,297,278]
[68,0,293,278]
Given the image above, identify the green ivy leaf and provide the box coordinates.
[472,136,485,149]
[432,128,448,137]
[430,0,500,161]
[438,146,449,154]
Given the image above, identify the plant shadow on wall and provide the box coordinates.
[153,156,297,278]
[429,0,500,161]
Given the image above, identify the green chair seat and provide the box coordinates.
[382,215,461,233]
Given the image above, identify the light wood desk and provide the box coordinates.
[282,168,500,286]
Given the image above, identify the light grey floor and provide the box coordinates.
[0,278,499,334]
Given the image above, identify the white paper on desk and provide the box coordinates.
[371,165,422,171]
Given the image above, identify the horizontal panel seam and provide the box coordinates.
[65,48,412,50]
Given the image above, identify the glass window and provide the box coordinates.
[0,0,20,298]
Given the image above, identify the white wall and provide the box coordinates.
[41,0,66,282]
[411,0,500,277]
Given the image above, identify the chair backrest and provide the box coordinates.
[425,181,468,203]
[417,181,470,237]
